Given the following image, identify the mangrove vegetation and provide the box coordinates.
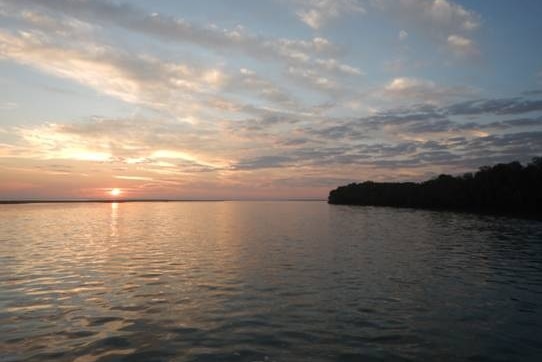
[328,158,542,218]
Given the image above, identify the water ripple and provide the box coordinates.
[1,202,542,361]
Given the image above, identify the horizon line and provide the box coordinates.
[0,198,327,204]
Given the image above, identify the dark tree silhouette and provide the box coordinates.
[328,157,542,218]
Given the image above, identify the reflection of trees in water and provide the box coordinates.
[329,157,542,217]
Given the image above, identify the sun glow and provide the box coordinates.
[109,188,122,197]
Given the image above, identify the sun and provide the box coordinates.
[109,188,122,197]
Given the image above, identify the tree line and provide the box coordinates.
[328,157,542,217]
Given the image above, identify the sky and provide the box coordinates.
[0,0,541,200]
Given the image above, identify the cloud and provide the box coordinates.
[234,155,293,170]
[386,77,431,91]
[371,0,480,57]
[228,68,299,110]
[446,98,542,116]
[380,77,475,103]
[0,0,537,196]
[268,94,541,175]
[0,0,366,120]
[290,0,480,39]
[2,91,541,198]
[5,117,234,174]
[523,89,542,96]
[0,30,231,118]
[0,5,96,38]
[293,0,366,29]
[447,34,478,57]
[311,124,362,140]
[114,175,154,181]
[354,96,542,136]
[373,0,480,32]
[460,116,542,132]
[426,0,480,31]
[228,126,542,174]
[0,27,341,122]
[226,92,542,175]
[2,0,359,77]
[286,66,343,93]
[272,176,357,188]
[314,58,362,76]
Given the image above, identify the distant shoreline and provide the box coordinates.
[0,199,325,204]
[328,158,542,221]
[0,200,223,204]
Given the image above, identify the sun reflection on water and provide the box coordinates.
[110,202,119,238]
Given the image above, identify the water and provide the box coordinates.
[1,201,541,361]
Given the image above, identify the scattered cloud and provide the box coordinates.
[1,91,541,197]
[386,77,432,91]
[1,0,358,77]
[114,175,154,181]
[446,98,542,116]
[293,0,365,29]
[287,66,337,91]
[279,94,542,173]
[1,0,539,199]
[447,34,478,57]
[523,89,542,97]
[370,0,480,57]
[372,0,480,32]
[0,30,230,117]
[315,58,362,76]
[379,77,476,104]
[234,155,293,170]
[229,68,299,109]
[0,0,367,123]
[5,118,232,173]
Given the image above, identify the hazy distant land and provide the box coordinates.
[329,157,542,219]
[0,199,223,204]
[0,199,324,204]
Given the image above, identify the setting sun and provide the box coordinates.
[109,188,122,197]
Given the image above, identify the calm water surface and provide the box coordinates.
[1,201,541,361]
